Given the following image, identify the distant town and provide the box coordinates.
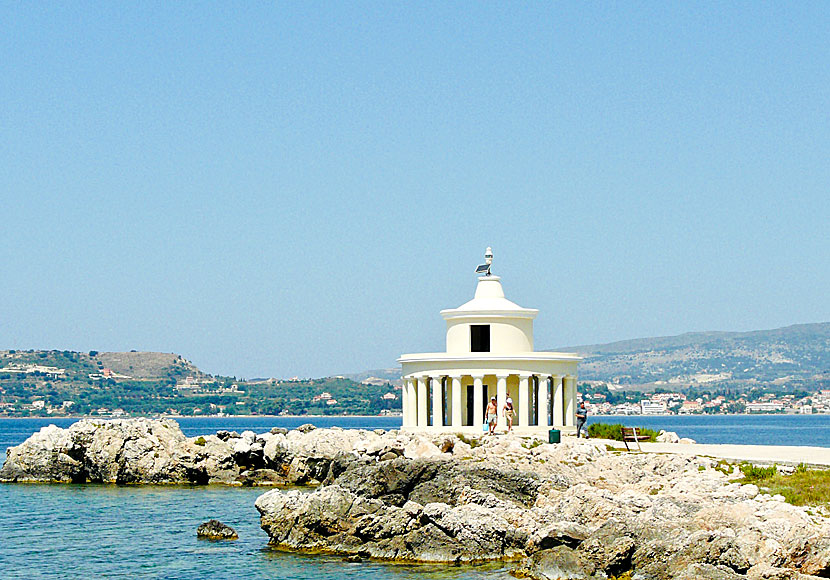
[579,381,830,416]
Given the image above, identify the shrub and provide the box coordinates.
[194,436,207,446]
[714,460,734,475]
[739,463,777,481]
[587,423,659,442]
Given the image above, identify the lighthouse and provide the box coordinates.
[398,248,581,434]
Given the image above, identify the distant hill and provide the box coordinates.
[0,349,202,382]
[93,351,205,379]
[0,349,398,418]
[556,322,830,390]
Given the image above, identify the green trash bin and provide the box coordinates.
[548,429,560,444]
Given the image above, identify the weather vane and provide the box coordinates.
[475,246,494,276]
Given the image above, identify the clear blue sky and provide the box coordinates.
[2,3,828,378]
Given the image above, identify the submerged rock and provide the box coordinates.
[196,519,238,540]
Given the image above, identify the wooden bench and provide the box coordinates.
[621,427,650,451]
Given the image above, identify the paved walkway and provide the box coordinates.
[606,441,830,467]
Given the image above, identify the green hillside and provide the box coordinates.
[0,350,399,417]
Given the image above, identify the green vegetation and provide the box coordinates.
[0,350,401,418]
[587,422,658,442]
[194,436,206,446]
[456,433,483,449]
[736,462,830,506]
[713,459,734,475]
[522,438,544,450]
[738,463,777,480]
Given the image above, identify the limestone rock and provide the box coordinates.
[673,563,745,579]
[255,485,526,563]
[196,519,238,540]
[521,545,593,580]
[236,468,288,486]
[1,418,192,484]
[658,430,682,443]
[403,437,443,459]
[0,424,78,482]
[525,521,590,553]
[576,518,636,576]
[451,440,473,457]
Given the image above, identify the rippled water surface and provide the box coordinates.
[0,483,514,579]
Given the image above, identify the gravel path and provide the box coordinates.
[605,440,830,466]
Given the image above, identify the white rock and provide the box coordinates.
[657,430,681,443]
[403,437,443,459]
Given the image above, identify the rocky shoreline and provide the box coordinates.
[3,419,830,579]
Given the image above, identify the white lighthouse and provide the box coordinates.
[398,248,581,435]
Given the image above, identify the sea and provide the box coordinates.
[2,414,829,579]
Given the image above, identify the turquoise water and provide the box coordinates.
[0,483,511,579]
[3,414,830,578]
[587,413,830,447]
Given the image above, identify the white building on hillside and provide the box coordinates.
[398,248,581,435]
[640,399,667,415]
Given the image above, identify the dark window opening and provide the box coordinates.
[470,325,490,352]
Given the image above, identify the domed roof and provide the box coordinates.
[441,276,538,319]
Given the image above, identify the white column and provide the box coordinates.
[537,375,550,428]
[417,376,428,428]
[401,378,408,428]
[518,374,530,427]
[564,376,576,427]
[496,374,508,430]
[472,375,484,427]
[450,375,462,428]
[553,375,564,427]
[432,376,443,428]
[408,378,418,428]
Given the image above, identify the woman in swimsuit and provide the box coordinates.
[503,395,515,431]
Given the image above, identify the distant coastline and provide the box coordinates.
[0,413,402,421]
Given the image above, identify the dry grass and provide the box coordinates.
[95,351,200,378]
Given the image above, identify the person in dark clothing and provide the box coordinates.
[576,401,588,438]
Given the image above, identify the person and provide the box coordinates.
[485,396,499,435]
[576,401,588,438]
[503,394,515,432]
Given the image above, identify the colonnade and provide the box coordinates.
[400,372,577,431]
